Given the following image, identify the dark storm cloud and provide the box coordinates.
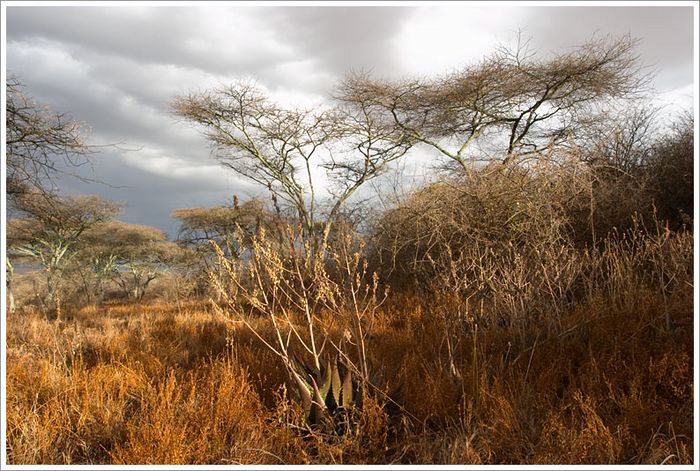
[53,151,260,238]
[6,7,292,79]
[5,46,214,179]
[265,7,415,81]
[5,6,413,156]
[6,6,414,95]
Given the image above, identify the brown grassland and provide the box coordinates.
[5,226,694,465]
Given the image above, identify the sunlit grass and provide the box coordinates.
[6,272,693,464]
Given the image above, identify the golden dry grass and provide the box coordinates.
[6,274,694,464]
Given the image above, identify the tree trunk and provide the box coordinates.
[97,280,106,304]
[7,284,15,314]
[139,276,156,300]
[6,258,15,314]
[45,270,57,311]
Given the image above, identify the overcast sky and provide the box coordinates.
[4,4,695,236]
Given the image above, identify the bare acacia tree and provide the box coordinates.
[171,82,413,253]
[338,35,647,171]
[6,192,122,314]
[5,77,96,196]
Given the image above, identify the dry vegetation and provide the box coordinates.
[6,216,694,464]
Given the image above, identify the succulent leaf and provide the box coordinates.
[310,377,328,424]
[330,358,342,404]
[341,367,354,409]
[317,359,332,400]
[289,367,313,418]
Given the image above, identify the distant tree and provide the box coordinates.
[6,192,122,314]
[171,196,280,261]
[172,81,413,254]
[163,244,205,308]
[91,221,174,301]
[338,35,646,171]
[171,197,288,300]
[73,221,132,304]
[70,242,119,305]
[69,221,183,303]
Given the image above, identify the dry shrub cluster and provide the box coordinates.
[371,157,574,299]
[370,154,692,328]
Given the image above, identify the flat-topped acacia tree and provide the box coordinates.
[338,35,647,171]
[76,221,180,302]
[109,224,178,301]
[171,197,282,262]
[172,82,414,255]
[6,192,122,314]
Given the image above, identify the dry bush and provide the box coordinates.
[371,158,571,289]
[644,112,694,229]
[568,108,694,241]
[371,152,692,332]
[208,224,390,436]
[370,155,588,341]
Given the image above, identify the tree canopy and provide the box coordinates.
[172,81,414,252]
[337,35,646,170]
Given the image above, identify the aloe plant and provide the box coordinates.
[287,353,359,430]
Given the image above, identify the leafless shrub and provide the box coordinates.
[644,111,694,229]
[371,154,572,293]
[209,224,387,433]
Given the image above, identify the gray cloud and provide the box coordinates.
[265,7,414,79]
[6,7,293,79]
[53,151,259,238]
[521,6,694,91]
